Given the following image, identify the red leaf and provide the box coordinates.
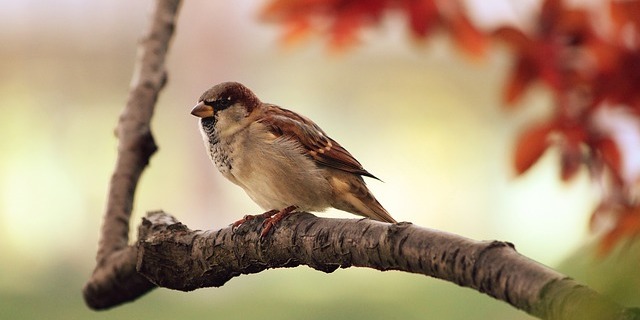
[610,0,640,37]
[447,12,486,58]
[261,0,390,50]
[539,0,563,34]
[493,27,539,107]
[329,10,365,49]
[504,56,538,106]
[599,205,640,255]
[492,27,530,50]
[606,49,640,108]
[559,125,587,181]
[514,122,555,174]
[563,124,587,144]
[281,20,312,46]
[403,0,438,38]
[592,136,623,183]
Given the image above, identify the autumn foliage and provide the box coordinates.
[262,0,640,253]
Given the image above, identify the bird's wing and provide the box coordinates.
[258,105,379,180]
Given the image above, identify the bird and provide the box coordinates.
[191,81,397,234]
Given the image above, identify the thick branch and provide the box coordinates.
[136,211,640,320]
[83,0,181,310]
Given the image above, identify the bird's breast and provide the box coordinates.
[200,121,235,180]
[202,120,333,212]
[209,136,235,177]
[231,129,333,211]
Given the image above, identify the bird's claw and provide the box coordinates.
[231,210,279,232]
[260,205,298,238]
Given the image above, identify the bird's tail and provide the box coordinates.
[331,176,397,223]
[359,194,397,223]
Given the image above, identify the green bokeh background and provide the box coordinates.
[1,1,637,319]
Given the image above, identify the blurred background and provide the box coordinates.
[1,0,635,319]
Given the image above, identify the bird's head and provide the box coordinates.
[191,82,261,132]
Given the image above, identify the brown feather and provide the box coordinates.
[257,104,380,180]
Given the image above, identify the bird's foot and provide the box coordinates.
[260,205,298,237]
[231,209,279,231]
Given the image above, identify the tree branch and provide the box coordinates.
[134,211,639,320]
[83,0,181,310]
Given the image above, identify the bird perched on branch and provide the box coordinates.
[191,82,396,235]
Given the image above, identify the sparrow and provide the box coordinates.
[191,82,397,234]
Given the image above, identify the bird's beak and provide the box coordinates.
[190,101,214,118]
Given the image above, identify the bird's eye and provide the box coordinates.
[215,96,233,111]
[203,96,233,112]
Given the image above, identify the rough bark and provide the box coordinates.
[134,211,640,320]
[82,0,640,319]
[82,0,181,310]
